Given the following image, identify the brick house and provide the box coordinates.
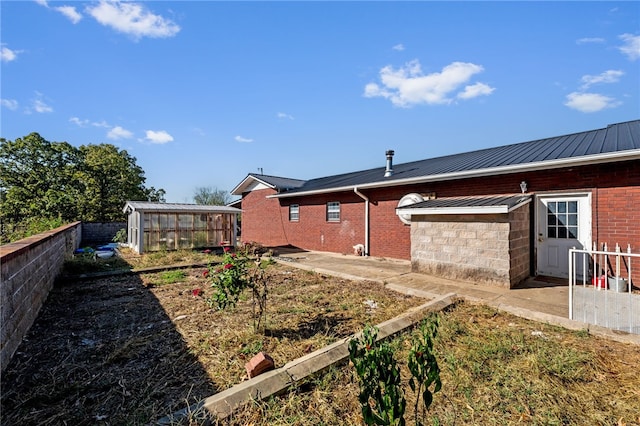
[232,120,640,288]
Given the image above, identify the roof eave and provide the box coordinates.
[396,197,531,216]
[231,175,276,196]
[269,150,640,199]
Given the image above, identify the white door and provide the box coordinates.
[536,194,591,278]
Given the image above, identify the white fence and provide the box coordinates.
[569,244,639,334]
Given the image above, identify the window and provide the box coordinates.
[546,201,578,239]
[327,202,340,222]
[289,204,299,222]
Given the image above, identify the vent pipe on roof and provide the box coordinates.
[384,150,394,177]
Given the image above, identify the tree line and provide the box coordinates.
[0,132,165,243]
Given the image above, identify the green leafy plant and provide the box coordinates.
[349,325,406,426]
[113,228,127,243]
[207,247,269,332]
[408,315,442,426]
[207,248,249,310]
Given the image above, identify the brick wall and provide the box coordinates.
[240,159,639,266]
[81,222,126,246]
[240,189,290,247]
[241,188,413,258]
[0,222,81,372]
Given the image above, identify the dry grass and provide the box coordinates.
[231,303,640,426]
[0,255,421,425]
[3,249,639,425]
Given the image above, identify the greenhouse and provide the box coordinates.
[122,201,241,254]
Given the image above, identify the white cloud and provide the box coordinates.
[92,120,110,128]
[364,60,494,107]
[277,112,294,120]
[1,99,19,110]
[580,70,624,89]
[564,92,620,113]
[36,1,83,23]
[108,126,134,140]
[576,37,605,45]
[55,6,82,24]
[33,99,53,113]
[1,46,18,62]
[457,82,495,100]
[144,130,173,144]
[235,136,253,143]
[86,1,180,40]
[618,33,640,61]
[392,44,405,51]
[69,116,89,126]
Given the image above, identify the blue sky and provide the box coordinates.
[2,1,639,203]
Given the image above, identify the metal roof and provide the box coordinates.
[231,173,306,195]
[123,201,241,214]
[271,119,640,198]
[396,194,532,216]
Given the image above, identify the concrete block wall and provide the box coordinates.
[410,213,514,287]
[81,222,126,246]
[508,204,531,286]
[0,222,81,372]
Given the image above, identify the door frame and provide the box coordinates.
[534,191,592,278]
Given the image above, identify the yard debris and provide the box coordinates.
[531,330,547,339]
[364,300,378,309]
[173,315,188,321]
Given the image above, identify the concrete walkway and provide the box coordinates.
[273,249,640,345]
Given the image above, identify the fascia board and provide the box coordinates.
[231,175,275,195]
[269,151,640,199]
[507,197,532,212]
[396,205,508,216]
[396,197,531,217]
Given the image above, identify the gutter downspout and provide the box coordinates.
[354,187,370,256]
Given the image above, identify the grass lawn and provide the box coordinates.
[231,303,640,426]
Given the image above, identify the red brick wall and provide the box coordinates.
[240,188,289,247]
[240,159,640,262]
[280,192,367,254]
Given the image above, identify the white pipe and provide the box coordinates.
[354,187,369,256]
[568,247,574,320]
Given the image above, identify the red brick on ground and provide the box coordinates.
[245,352,275,378]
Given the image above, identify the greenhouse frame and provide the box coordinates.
[122,201,241,254]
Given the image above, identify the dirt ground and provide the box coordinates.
[0,259,422,425]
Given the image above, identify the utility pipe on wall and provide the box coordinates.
[354,187,370,256]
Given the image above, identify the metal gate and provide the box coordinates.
[569,244,639,334]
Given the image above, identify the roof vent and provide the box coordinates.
[384,150,394,177]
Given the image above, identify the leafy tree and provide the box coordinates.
[0,133,164,241]
[193,186,232,205]
[77,144,152,221]
[0,133,81,224]
[145,186,166,203]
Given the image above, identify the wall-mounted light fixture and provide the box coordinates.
[520,181,527,193]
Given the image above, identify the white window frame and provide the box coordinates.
[327,202,340,222]
[289,204,299,222]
